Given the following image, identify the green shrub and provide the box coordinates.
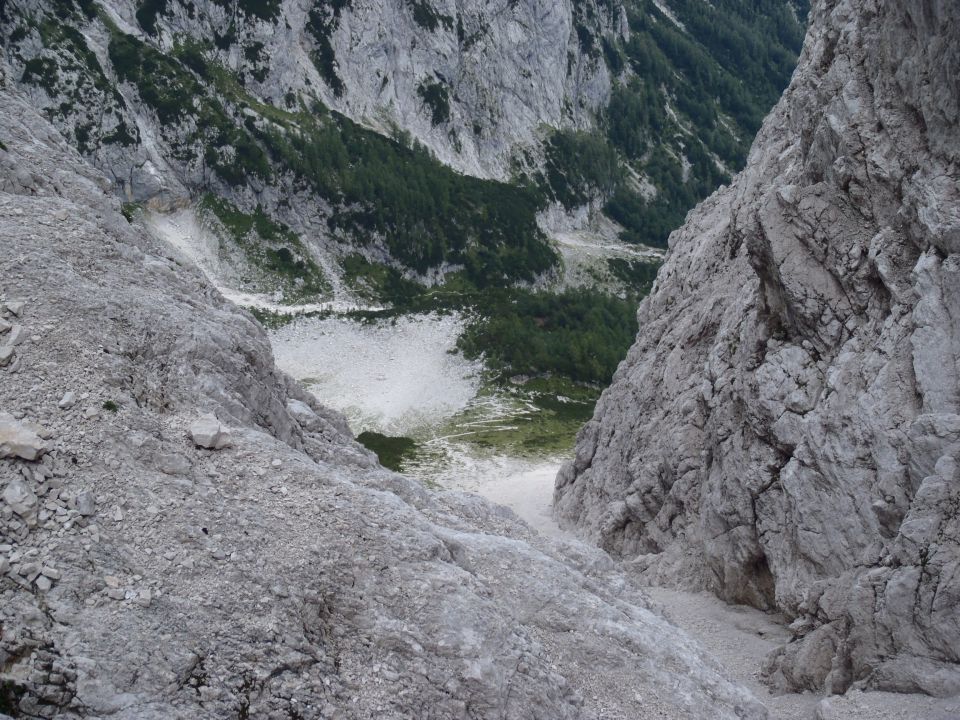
[135,0,168,34]
[416,79,450,126]
[199,195,329,302]
[21,57,59,91]
[357,431,418,471]
[543,130,621,209]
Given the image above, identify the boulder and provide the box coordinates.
[0,412,47,460]
[3,478,37,516]
[189,414,231,450]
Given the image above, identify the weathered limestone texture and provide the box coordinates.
[556,0,960,697]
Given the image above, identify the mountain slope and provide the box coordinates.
[0,0,805,293]
[0,61,770,719]
[555,0,960,697]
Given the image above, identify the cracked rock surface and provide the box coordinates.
[0,63,764,719]
[555,0,960,698]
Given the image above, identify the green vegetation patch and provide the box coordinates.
[416,79,450,126]
[21,56,59,91]
[457,287,638,385]
[120,202,142,222]
[541,129,621,209]
[136,0,168,34]
[199,194,329,303]
[108,32,270,185]
[238,0,282,21]
[543,0,808,248]
[257,111,556,286]
[11,11,138,154]
[606,257,660,294]
[246,306,326,329]
[305,0,351,96]
[408,0,453,32]
[357,431,418,471]
[341,254,424,305]
[430,377,600,458]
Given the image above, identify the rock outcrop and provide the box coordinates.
[0,64,765,719]
[556,0,960,698]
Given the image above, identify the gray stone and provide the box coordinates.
[0,413,47,460]
[157,452,192,475]
[58,391,77,409]
[75,491,96,517]
[3,478,38,516]
[40,566,61,580]
[0,345,13,367]
[189,414,231,450]
[5,324,24,346]
[6,300,25,316]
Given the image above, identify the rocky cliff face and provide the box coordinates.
[0,0,805,294]
[555,0,960,698]
[2,0,615,195]
[318,0,618,178]
[0,61,769,719]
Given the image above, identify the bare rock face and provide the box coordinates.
[555,0,960,698]
[0,64,764,719]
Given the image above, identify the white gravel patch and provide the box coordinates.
[270,312,483,436]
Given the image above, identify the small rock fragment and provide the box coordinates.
[0,346,13,367]
[75,491,96,517]
[5,325,24,346]
[35,575,52,592]
[5,300,25,316]
[0,413,48,460]
[3,478,38,516]
[58,391,77,409]
[189,414,231,450]
[157,453,192,475]
[41,566,61,580]
[0,318,10,334]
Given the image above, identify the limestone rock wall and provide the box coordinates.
[555,0,960,697]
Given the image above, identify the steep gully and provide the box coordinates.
[145,196,958,720]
